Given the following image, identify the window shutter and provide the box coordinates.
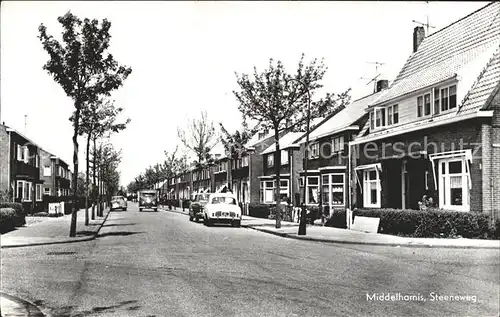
[17,145,22,160]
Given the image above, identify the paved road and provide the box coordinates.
[1,202,499,317]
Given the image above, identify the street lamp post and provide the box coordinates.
[299,87,311,236]
[286,78,311,236]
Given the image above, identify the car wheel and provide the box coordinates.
[139,208,142,212]
[154,208,158,212]
[232,220,241,228]
[189,215,193,221]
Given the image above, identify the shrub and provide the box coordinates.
[0,202,26,227]
[0,208,16,233]
[31,212,63,217]
[352,208,494,239]
[248,203,270,219]
[325,209,347,229]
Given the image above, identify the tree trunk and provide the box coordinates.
[69,106,81,237]
[91,138,96,220]
[274,126,281,229]
[85,133,91,226]
[97,144,101,217]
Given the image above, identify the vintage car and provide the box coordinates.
[111,196,127,211]
[139,190,158,211]
[203,193,242,227]
[189,192,210,222]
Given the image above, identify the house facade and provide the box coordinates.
[294,84,388,214]
[350,2,500,221]
[259,132,304,206]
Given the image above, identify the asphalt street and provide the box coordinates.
[1,202,499,317]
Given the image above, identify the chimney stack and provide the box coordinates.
[376,80,389,92]
[413,26,425,53]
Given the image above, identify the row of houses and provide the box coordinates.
[156,2,500,221]
[0,123,74,213]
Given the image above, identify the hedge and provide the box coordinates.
[30,212,64,217]
[324,208,498,239]
[248,203,270,219]
[0,206,26,233]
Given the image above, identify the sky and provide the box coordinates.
[0,1,491,187]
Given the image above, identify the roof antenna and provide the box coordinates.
[413,1,436,35]
[360,62,385,93]
[24,114,27,134]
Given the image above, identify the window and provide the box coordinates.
[267,154,274,167]
[438,158,469,211]
[260,179,289,203]
[17,145,28,162]
[370,111,375,130]
[417,93,431,117]
[424,94,431,116]
[375,108,386,127]
[281,150,288,165]
[390,104,399,125]
[309,143,319,159]
[417,96,423,117]
[43,166,51,177]
[242,156,249,167]
[36,184,42,201]
[440,85,457,112]
[300,176,319,205]
[332,136,344,153]
[16,181,32,202]
[322,174,345,206]
[44,187,51,196]
[363,168,381,208]
[434,88,440,115]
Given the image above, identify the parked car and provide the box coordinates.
[189,193,210,222]
[203,193,242,227]
[139,190,158,211]
[111,196,127,211]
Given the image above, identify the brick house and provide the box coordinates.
[1,125,44,213]
[213,155,229,192]
[350,2,500,221]
[293,83,388,214]
[259,132,304,206]
[40,151,72,197]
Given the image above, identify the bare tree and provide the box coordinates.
[177,110,218,168]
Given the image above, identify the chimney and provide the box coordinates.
[376,80,389,92]
[413,26,425,53]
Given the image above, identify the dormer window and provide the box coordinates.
[308,143,320,159]
[440,85,457,112]
[417,93,431,117]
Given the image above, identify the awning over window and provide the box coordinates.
[429,149,472,189]
[354,163,382,193]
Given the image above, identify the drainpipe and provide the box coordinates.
[347,140,352,229]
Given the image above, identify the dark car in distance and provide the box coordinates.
[139,190,158,211]
[189,193,210,222]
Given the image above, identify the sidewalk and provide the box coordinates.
[1,207,110,249]
[160,206,499,249]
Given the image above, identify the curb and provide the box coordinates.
[159,206,188,216]
[244,225,500,249]
[1,210,111,249]
[160,207,499,249]
[0,292,46,317]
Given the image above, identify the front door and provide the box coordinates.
[404,158,426,210]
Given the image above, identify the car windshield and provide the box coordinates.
[196,194,210,202]
[211,197,236,205]
[112,196,124,201]
[141,193,156,198]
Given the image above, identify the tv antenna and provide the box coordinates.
[412,1,436,34]
[24,114,27,134]
[360,62,385,93]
